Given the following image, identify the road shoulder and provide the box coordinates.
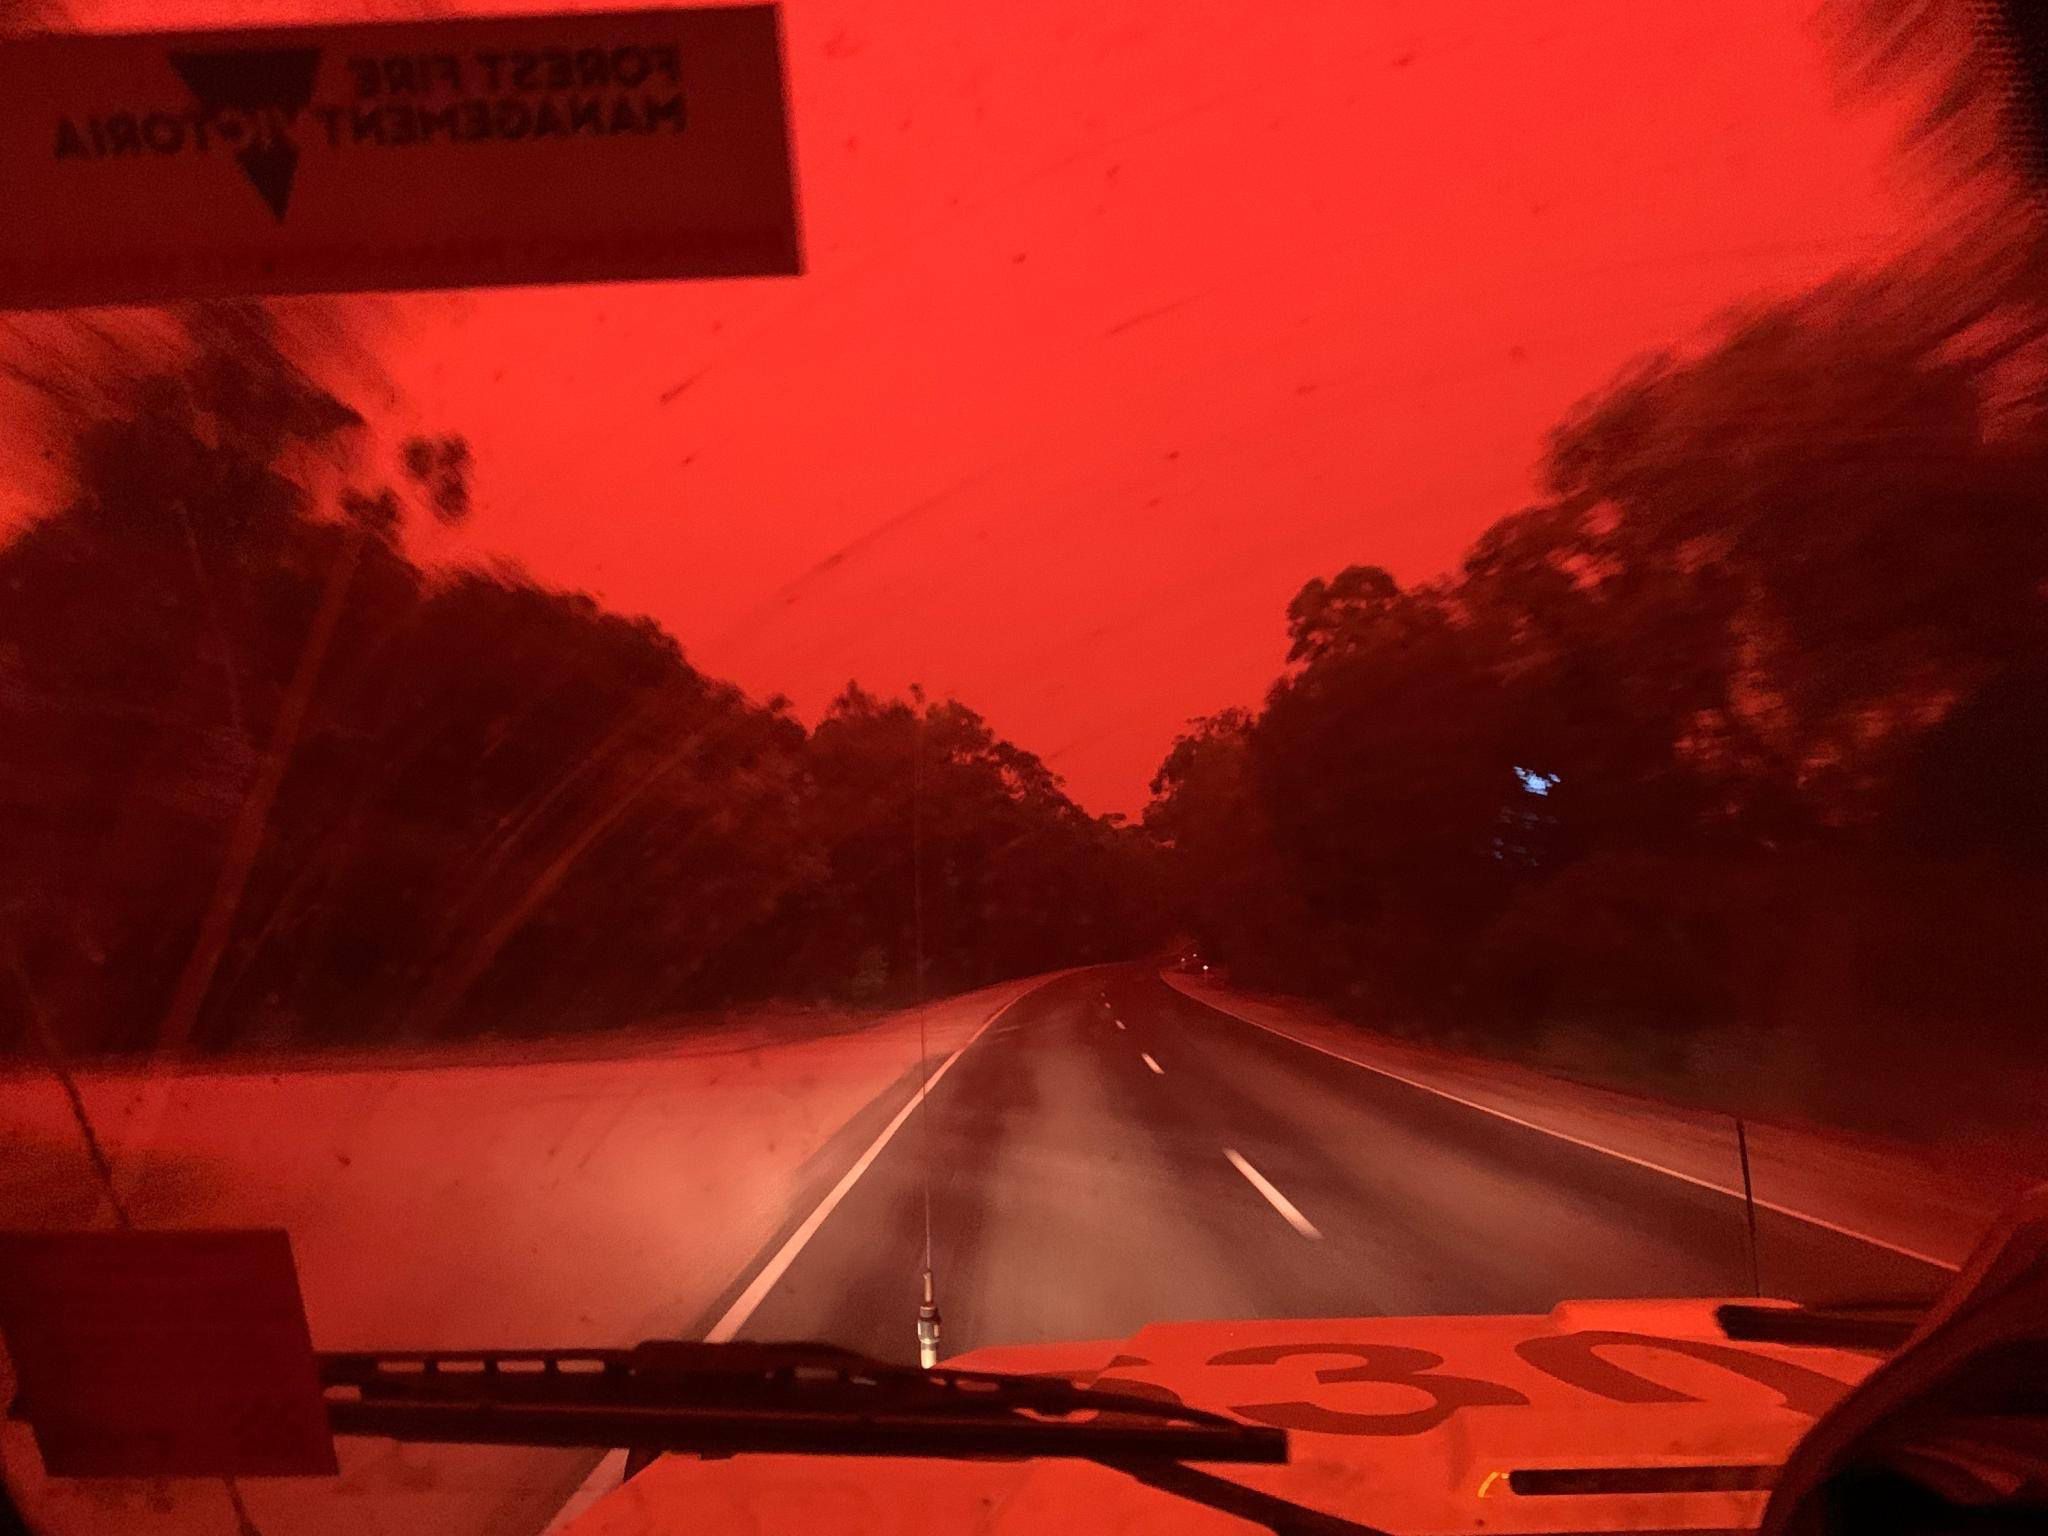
[1163,971,2031,1271]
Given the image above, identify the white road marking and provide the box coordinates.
[540,974,1089,1531]
[704,977,1061,1344]
[1225,1148,1322,1239]
[1114,1018,1126,1030]
[1181,982,1961,1272]
[1141,1052,1164,1075]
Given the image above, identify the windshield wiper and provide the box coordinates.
[1716,1300,1926,1353]
[320,1339,1285,1463]
[323,1342,1405,1535]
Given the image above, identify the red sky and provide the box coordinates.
[49,0,1927,813]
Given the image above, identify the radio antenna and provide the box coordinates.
[911,692,941,1368]
[1735,1115,1762,1298]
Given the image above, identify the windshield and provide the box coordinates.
[3,1,2045,1533]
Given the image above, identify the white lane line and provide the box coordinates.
[1140,1052,1164,1075]
[704,979,1057,1343]
[1182,984,1960,1272]
[540,972,1085,1534]
[1225,1148,1323,1240]
[1114,1017,1126,1030]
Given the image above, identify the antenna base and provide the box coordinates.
[916,1271,942,1370]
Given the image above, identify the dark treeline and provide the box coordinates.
[10,263,2048,1128]
[1144,269,2048,1133]
[1,307,1157,1056]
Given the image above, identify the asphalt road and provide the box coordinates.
[710,965,1949,1366]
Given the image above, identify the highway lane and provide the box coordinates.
[717,965,1950,1365]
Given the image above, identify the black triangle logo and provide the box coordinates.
[234,138,301,222]
[167,47,322,222]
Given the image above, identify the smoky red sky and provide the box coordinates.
[33,0,1928,814]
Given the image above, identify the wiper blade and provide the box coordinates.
[322,1344,1386,1536]
[319,1340,1286,1464]
[1717,1301,1925,1353]
[1108,1460,1396,1536]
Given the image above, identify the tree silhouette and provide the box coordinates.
[1146,261,2048,1114]
[2,312,1159,1057]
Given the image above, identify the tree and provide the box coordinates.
[1535,284,2048,837]
[791,686,1156,999]
[1145,258,2048,1064]
[1144,710,1304,981]
[2,305,389,1051]
[4,310,1158,1058]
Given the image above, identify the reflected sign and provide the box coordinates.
[0,5,801,309]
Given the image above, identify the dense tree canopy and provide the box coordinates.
[1145,269,2048,1121]
[8,246,2046,1133]
[1,308,1158,1056]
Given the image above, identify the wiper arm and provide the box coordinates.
[319,1340,1285,1464]
[322,1342,1397,1536]
[1104,1459,1396,1536]
[1716,1300,1927,1353]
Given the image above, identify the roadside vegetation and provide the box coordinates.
[1149,263,2048,1138]
[1,306,1155,1055]
[6,6,2043,1142]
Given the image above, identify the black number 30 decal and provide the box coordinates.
[1206,1342,1530,1436]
